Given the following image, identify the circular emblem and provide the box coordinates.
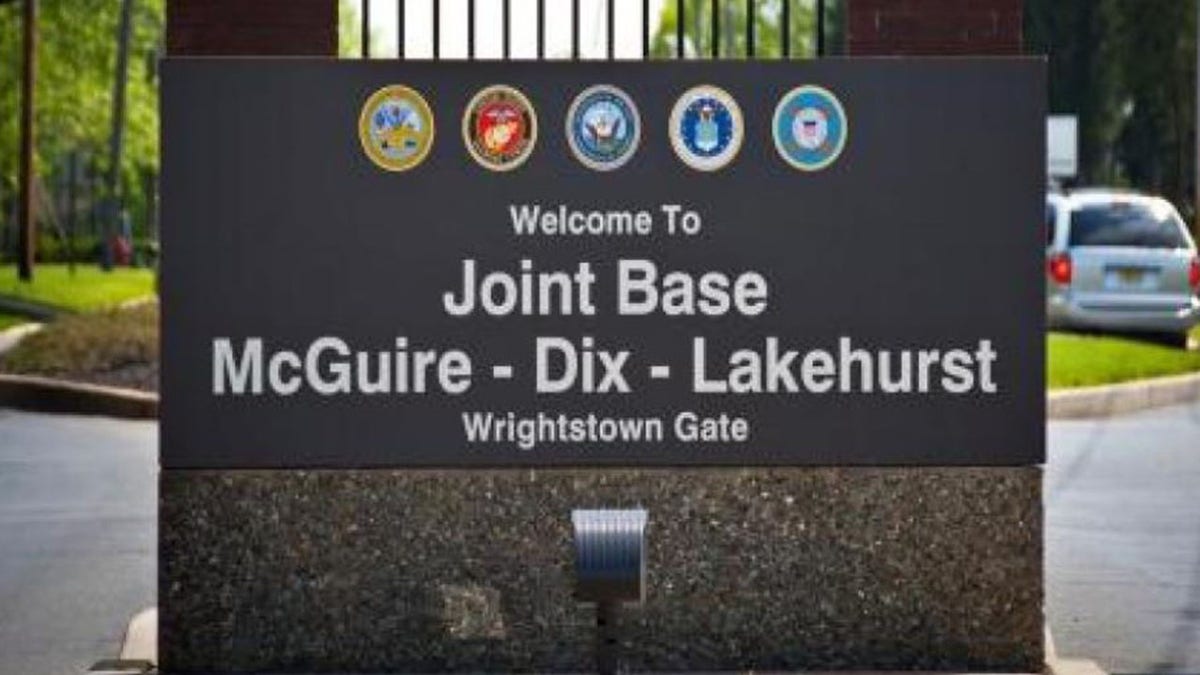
[565,85,641,171]
[669,85,743,172]
[358,85,435,172]
[462,85,538,171]
[773,85,848,171]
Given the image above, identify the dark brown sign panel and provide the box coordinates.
[161,59,1045,468]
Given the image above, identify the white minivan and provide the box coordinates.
[1046,190,1200,348]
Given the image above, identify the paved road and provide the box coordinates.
[0,403,1197,674]
[1047,400,1200,674]
[0,410,156,675]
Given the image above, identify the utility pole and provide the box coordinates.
[17,0,37,281]
[103,0,134,270]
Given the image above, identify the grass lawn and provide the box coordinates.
[1048,324,1200,389]
[0,264,156,312]
[0,313,27,330]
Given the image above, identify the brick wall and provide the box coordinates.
[846,0,1022,55]
[167,0,337,56]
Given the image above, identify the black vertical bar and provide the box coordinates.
[433,0,440,58]
[572,0,580,60]
[607,0,615,60]
[642,0,649,58]
[537,0,545,59]
[675,0,684,58]
[816,0,825,57]
[745,0,753,58]
[467,0,475,59]
[780,0,789,58]
[502,0,510,59]
[361,0,370,57]
[710,0,718,58]
[398,0,405,58]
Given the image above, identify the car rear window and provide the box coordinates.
[1068,202,1189,249]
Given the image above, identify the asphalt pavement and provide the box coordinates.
[1047,399,1200,674]
[0,402,1196,674]
[0,409,156,675]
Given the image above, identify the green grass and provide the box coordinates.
[0,313,28,330]
[1048,325,1200,389]
[0,264,155,312]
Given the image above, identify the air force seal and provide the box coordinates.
[669,85,743,172]
[566,85,640,171]
[463,85,538,171]
[358,85,435,172]
[773,85,848,171]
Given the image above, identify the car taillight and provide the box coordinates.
[1048,252,1072,285]
[1190,256,1200,290]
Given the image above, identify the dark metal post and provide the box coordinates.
[17,0,37,280]
[745,0,754,57]
[816,0,825,57]
[536,0,544,59]
[502,0,509,59]
[606,0,614,60]
[571,0,579,60]
[467,0,474,59]
[675,0,684,58]
[642,0,649,58]
[781,0,789,58]
[711,0,718,58]
[361,0,370,57]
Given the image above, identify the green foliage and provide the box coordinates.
[0,0,164,238]
[652,0,817,59]
[0,263,156,312]
[1047,328,1200,389]
[1027,0,1197,224]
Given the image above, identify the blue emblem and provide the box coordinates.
[773,85,847,171]
[670,85,743,172]
[567,85,640,171]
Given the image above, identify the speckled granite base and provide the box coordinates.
[159,468,1042,673]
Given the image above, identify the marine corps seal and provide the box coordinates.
[772,85,848,171]
[565,84,641,171]
[462,85,538,171]
[358,85,435,172]
[669,85,743,172]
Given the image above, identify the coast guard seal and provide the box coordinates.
[463,85,538,171]
[669,85,743,172]
[358,85,435,172]
[773,85,847,171]
[565,85,641,171]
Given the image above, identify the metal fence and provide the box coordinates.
[354,0,830,61]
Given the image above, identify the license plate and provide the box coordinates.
[1104,267,1157,290]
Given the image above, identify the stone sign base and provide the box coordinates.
[160,467,1041,672]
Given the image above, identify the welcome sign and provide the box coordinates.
[161,59,1045,468]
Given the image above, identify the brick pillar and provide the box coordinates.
[847,0,1022,55]
[167,0,337,56]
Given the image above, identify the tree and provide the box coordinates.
[651,0,817,59]
[1026,0,1197,225]
[0,0,163,250]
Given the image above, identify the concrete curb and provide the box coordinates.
[0,321,42,355]
[0,294,64,321]
[0,373,157,419]
[1047,371,1200,419]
